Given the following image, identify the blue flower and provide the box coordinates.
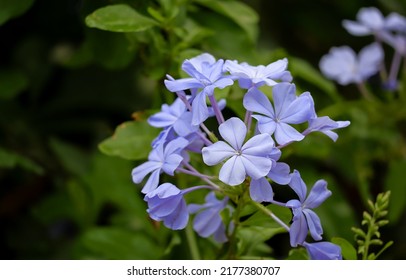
[302,94,350,142]
[342,7,387,38]
[132,137,189,194]
[148,97,198,137]
[319,43,384,86]
[188,192,232,243]
[286,170,332,247]
[144,183,189,230]
[224,58,292,89]
[303,241,343,260]
[243,83,312,145]
[164,53,234,125]
[202,117,274,186]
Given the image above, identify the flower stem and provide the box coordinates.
[356,82,374,101]
[251,201,290,232]
[185,222,201,260]
[208,95,225,124]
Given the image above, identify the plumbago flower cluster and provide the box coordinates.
[320,7,406,96]
[132,53,350,260]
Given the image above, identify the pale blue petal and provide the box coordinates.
[202,141,235,166]
[212,77,234,89]
[274,122,304,145]
[288,170,307,202]
[193,208,222,237]
[303,209,323,241]
[163,200,189,230]
[342,20,371,35]
[303,242,342,260]
[358,42,384,79]
[261,58,288,78]
[272,83,296,118]
[219,156,246,186]
[268,162,291,185]
[164,137,189,157]
[173,112,198,136]
[241,133,274,156]
[289,211,308,247]
[141,169,161,194]
[132,161,161,184]
[213,223,228,243]
[280,93,312,124]
[208,59,224,81]
[148,111,177,128]
[249,177,274,202]
[243,88,274,117]
[254,115,277,135]
[304,179,331,209]
[147,194,182,217]
[218,117,247,150]
[164,77,203,92]
[358,7,385,30]
[191,91,209,125]
[162,154,184,175]
[241,155,273,179]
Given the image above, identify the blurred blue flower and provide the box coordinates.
[224,58,292,89]
[286,170,332,247]
[303,241,343,260]
[164,53,234,125]
[243,83,312,145]
[132,137,189,194]
[202,117,274,186]
[342,7,387,38]
[188,192,232,243]
[144,183,189,230]
[319,43,384,85]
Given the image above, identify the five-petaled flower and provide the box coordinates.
[188,192,232,243]
[202,117,274,186]
[243,83,313,145]
[144,183,189,230]
[132,137,189,194]
[164,53,234,125]
[286,170,332,247]
[319,42,384,86]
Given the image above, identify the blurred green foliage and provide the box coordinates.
[1,0,405,259]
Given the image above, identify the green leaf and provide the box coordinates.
[85,4,158,33]
[79,227,162,259]
[0,70,29,99]
[0,0,35,26]
[195,0,258,42]
[331,237,358,260]
[98,120,159,161]
[384,159,406,222]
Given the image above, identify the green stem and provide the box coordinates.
[356,82,375,101]
[251,201,290,232]
[186,222,201,260]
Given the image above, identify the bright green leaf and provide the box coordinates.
[98,121,159,161]
[0,0,35,26]
[331,237,358,260]
[85,4,158,33]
